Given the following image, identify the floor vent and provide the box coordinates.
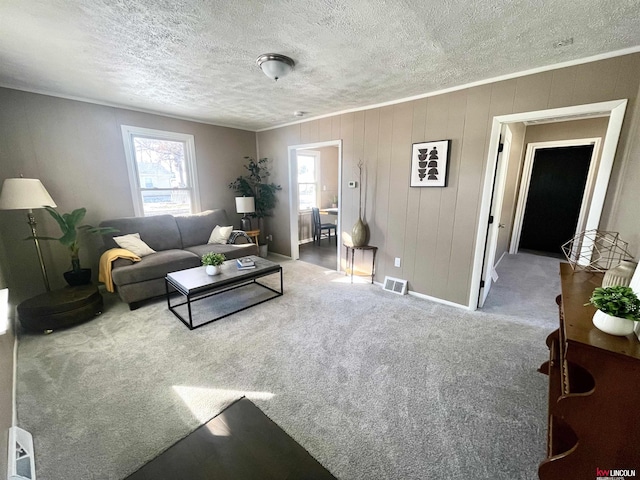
[382,276,408,295]
[9,426,36,480]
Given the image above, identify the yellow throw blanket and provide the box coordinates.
[99,248,141,293]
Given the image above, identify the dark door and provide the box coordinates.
[519,144,593,255]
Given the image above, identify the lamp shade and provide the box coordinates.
[0,178,57,210]
[235,196,255,214]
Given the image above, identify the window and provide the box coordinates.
[297,151,319,210]
[121,125,201,217]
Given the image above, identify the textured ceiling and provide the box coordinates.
[0,0,639,131]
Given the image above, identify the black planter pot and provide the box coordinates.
[63,268,92,286]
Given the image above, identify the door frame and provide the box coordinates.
[287,140,343,271]
[469,99,628,310]
[478,125,513,307]
[509,137,602,254]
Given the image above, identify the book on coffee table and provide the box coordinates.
[237,257,255,269]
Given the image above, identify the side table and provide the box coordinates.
[244,229,260,246]
[17,284,103,333]
[344,244,378,284]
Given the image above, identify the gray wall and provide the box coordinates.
[257,53,640,306]
[523,117,610,145]
[605,86,640,251]
[317,146,339,208]
[0,89,257,301]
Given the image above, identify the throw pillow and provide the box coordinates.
[208,225,233,244]
[112,233,156,257]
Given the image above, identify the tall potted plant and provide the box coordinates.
[31,206,118,285]
[229,156,281,255]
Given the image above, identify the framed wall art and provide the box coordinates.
[410,140,451,187]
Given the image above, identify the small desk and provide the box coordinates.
[320,208,338,215]
[344,244,378,284]
[244,229,260,245]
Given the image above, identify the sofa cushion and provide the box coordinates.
[111,249,200,286]
[175,209,231,248]
[208,225,233,244]
[112,233,156,257]
[184,243,257,260]
[100,215,182,251]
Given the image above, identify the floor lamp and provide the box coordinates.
[0,178,57,291]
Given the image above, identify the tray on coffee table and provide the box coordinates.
[165,256,283,329]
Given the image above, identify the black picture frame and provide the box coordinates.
[410,140,451,187]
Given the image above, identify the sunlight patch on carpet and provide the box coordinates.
[173,385,275,422]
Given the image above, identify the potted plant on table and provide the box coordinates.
[229,156,281,257]
[202,252,226,275]
[586,285,640,336]
[31,206,118,286]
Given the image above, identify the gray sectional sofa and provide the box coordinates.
[99,209,258,308]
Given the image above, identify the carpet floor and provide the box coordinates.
[17,254,559,479]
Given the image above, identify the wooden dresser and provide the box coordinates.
[538,263,640,479]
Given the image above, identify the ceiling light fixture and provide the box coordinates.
[256,53,295,81]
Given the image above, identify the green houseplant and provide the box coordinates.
[202,252,225,275]
[229,156,282,251]
[587,285,640,336]
[31,206,118,285]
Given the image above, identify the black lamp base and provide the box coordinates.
[241,216,252,231]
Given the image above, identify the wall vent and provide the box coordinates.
[382,276,408,295]
[9,426,36,480]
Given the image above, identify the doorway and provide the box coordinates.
[518,144,594,256]
[287,140,343,271]
[471,99,628,309]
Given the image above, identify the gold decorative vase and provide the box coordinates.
[352,217,367,247]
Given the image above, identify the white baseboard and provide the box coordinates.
[268,252,292,260]
[373,281,470,310]
[494,251,507,268]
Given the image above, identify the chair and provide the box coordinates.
[312,207,337,245]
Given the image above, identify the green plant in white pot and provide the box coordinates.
[587,285,640,336]
[202,252,225,275]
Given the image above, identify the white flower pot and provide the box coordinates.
[205,265,221,275]
[592,309,635,336]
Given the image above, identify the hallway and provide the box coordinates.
[481,252,562,330]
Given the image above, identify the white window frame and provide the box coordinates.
[297,150,320,212]
[121,125,201,217]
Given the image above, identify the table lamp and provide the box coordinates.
[235,197,255,231]
[0,177,57,291]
